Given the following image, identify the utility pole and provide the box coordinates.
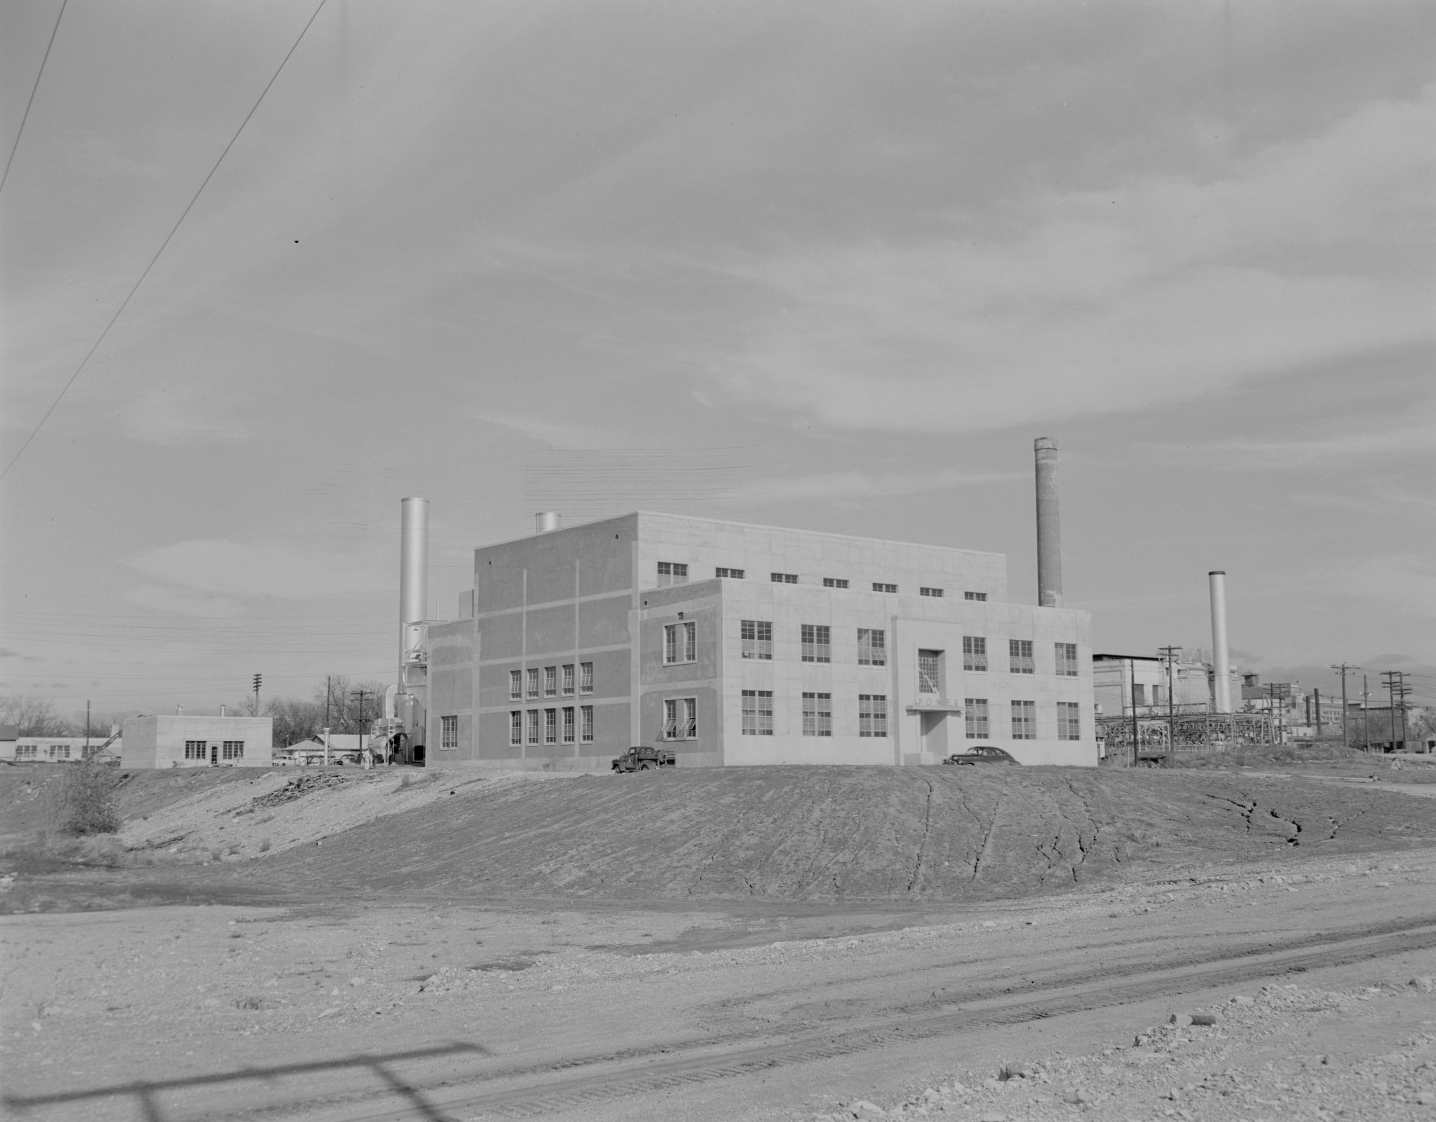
[1129,657,1140,767]
[324,674,331,729]
[85,700,91,755]
[353,689,371,761]
[1381,670,1410,752]
[1266,683,1290,745]
[1331,664,1358,750]
[1158,646,1181,754]
[1312,688,1322,739]
[252,673,262,717]
[1362,675,1371,753]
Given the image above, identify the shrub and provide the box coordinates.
[57,759,120,836]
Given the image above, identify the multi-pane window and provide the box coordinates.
[741,619,772,660]
[50,745,70,760]
[440,717,458,750]
[964,591,987,602]
[822,577,849,589]
[741,690,774,735]
[185,740,206,760]
[544,709,557,744]
[716,567,744,579]
[1055,642,1079,677]
[918,649,942,695]
[1011,700,1036,739]
[1057,701,1081,740]
[562,707,575,744]
[580,705,594,742]
[664,621,696,664]
[802,692,833,737]
[664,697,697,740]
[526,668,539,699]
[657,561,688,587]
[771,572,798,584]
[872,582,897,594]
[859,694,887,738]
[15,745,36,760]
[800,624,831,663]
[510,711,522,746]
[965,699,989,739]
[509,670,522,700]
[526,710,539,745]
[857,628,886,666]
[222,741,245,760]
[562,664,575,694]
[1009,639,1035,674]
[544,666,558,696]
[963,635,988,672]
[920,587,944,598]
[580,662,593,693]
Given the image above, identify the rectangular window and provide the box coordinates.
[715,567,745,579]
[963,635,988,672]
[802,692,833,737]
[964,591,987,602]
[53,745,70,760]
[562,664,575,694]
[822,577,849,589]
[562,707,575,744]
[1133,683,1147,706]
[220,740,243,760]
[771,571,798,584]
[664,620,696,664]
[580,662,593,694]
[1055,642,1079,677]
[580,705,594,742]
[1011,700,1037,740]
[510,711,522,746]
[544,665,557,696]
[1057,701,1081,741]
[801,624,831,663]
[859,694,888,738]
[857,628,886,666]
[526,710,539,745]
[1009,639,1035,674]
[544,709,557,745]
[740,619,772,660]
[509,670,522,700]
[184,740,206,760]
[657,561,688,587]
[741,690,774,736]
[918,649,942,695]
[664,697,697,740]
[965,699,989,739]
[920,587,944,598]
[526,668,539,699]
[440,718,458,750]
[16,745,36,760]
[872,582,897,594]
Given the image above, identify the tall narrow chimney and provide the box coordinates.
[1034,437,1062,608]
[1209,570,1232,713]
[399,498,429,672]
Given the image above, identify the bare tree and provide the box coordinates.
[311,675,388,734]
[0,695,74,736]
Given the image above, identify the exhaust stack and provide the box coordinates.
[1034,437,1063,608]
[1209,570,1232,713]
[535,511,561,533]
[399,498,429,667]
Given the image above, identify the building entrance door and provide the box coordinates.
[920,712,947,757]
[209,744,218,766]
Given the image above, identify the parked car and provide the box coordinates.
[942,746,1019,766]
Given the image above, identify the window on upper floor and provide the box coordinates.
[664,697,697,740]
[562,664,575,694]
[543,665,557,696]
[963,635,987,672]
[509,670,522,700]
[440,718,458,750]
[1055,642,1079,677]
[920,587,944,598]
[741,619,772,660]
[715,567,744,579]
[822,577,849,589]
[1009,639,1035,674]
[664,620,696,664]
[964,591,987,602]
[801,624,831,663]
[657,561,688,587]
[918,649,943,695]
[580,662,593,693]
[857,628,886,666]
[872,582,897,594]
[526,668,539,698]
[771,572,798,584]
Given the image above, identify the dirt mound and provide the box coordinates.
[247,768,1436,903]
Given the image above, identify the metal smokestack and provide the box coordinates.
[1209,570,1232,713]
[535,511,561,533]
[399,498,430,671]
[1034,437,1063,608]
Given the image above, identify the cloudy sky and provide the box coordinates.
[2,0,1432,721]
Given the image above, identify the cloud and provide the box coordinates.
[127,540,388,602]
[711,84,1436,433]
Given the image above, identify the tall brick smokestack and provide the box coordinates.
[1034,438,1063,608]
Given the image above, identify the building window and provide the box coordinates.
[872,582,897,594]
[859,694,887,738]
[184,740,206,760]
[664,697,697,740]
[741,690,774,735]
[544,709,557,744]
[562,707,575,743]
[965,699,989,739]
[716,567,745,579]
[440,718,458,750]
[580,662,593,693]
[1055,642,1078,677]
[963,635,987,672]
[657,561,688,587]
[918,649,942,695]
[16,745,36,760]
[1058,701,1081,740]
[221,740,245,760]
[580,705,594,742]
[964,591,987,602]
[544,666,557,696]
[526,668,539,699]
[857,628,886,666]
[526,710,539,745]
[741,619,772,660]
[822,577,849,589]
[920,587,944,598]
[1011,700,1036,739]
[50,745,70,760]
[562,664,575,694]
[801,624,831,663]
[801,692,832,737]
[509,670,522,700]
[664,620,696,664]
[510,711,522,746]
[771,572,798,584]
[1132,683,1147,706]
[1009,639,1035,674]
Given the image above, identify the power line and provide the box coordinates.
[0,0,67,196]
[0,0,328,482]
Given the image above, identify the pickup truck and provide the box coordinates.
[611,746,677,772]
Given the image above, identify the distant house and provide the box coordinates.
[121,715,272,768]
[274,734,370,766]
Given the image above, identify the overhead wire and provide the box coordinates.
[0,0,66,196]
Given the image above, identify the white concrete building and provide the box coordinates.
[121,715,272,768]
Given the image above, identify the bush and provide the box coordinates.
[57,760,120,836]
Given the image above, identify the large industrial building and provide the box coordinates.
[424,510,1097,769]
